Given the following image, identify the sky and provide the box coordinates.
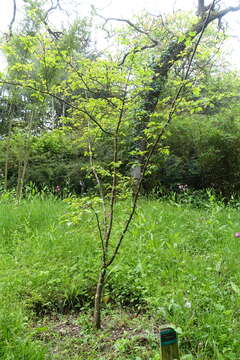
[0,0,239,68]
[1,0,240,29]
[0,0,196,32]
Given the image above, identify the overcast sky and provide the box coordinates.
[0,0,196,33]
[0,0,239,68]
[1,0,240,27]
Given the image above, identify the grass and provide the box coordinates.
[0,193,240,359]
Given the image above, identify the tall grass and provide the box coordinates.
[1,194,240,358]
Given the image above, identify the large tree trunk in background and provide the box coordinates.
[134,2,240,184]
[198,0,205,15]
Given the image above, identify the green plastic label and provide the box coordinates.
[160,328,177,346]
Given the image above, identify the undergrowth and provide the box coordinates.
[0,193,240,358]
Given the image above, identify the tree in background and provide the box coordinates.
[0,0,95,193]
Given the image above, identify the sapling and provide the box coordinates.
[2,0,240,330]
[90,0,218,329]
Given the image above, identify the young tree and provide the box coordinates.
[1,0,240,330]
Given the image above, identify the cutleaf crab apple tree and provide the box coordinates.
[2,0,240,329]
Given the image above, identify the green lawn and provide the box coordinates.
[0,195,240,359]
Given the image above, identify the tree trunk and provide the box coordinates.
[197,0,205,15]
[3,119,13,191]
[94,267,106,329]
[16,112,33,201]
[16,160,23,199]
[4,153,9,191]
[134,2,239,165]
[16,155,29,201]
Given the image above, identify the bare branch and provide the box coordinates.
[99,15,161,66]
[98,14,159,66]
[118,43,158,66]
[42,1,64,40]
[101,16,158,46]
[42,18,63,40]
[208,5,240,22]
[44,0,60,21]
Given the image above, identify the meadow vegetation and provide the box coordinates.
[1,1,240,358]
[1,192,240,359]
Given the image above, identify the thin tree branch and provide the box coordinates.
[99,15,159,66]
[104,97,126,251]
[44,0,61,21]
[93,209,105,263]
[104,66,133,255]
[87,120,107,252]
[66,61,120,108]
[118,43,158,67]
[195,5,240,31]
[100,16,158,46]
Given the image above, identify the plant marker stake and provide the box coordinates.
[160,327,179,360]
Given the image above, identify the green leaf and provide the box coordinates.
[230,281,240,295]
